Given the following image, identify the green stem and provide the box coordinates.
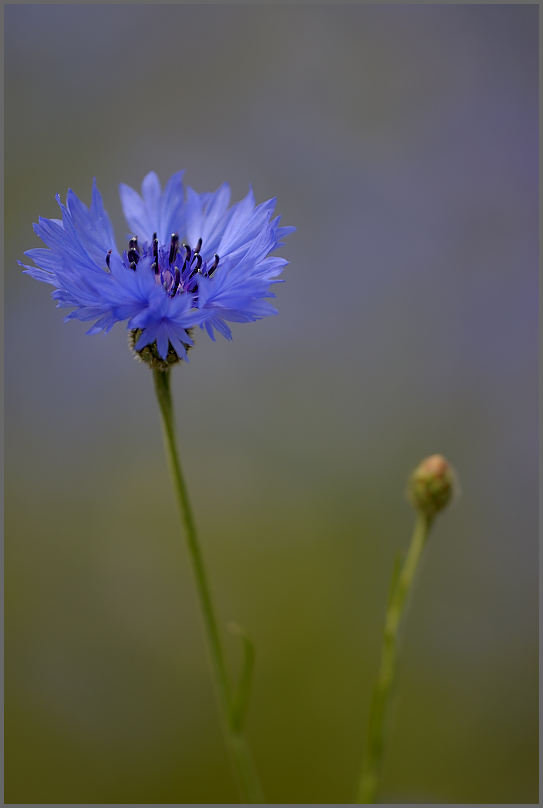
[357,511,432,804]
[152,367,265,804]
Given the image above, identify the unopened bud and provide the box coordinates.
[408,454,456,518]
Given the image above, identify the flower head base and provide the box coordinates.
[20,171,294,367]
[407,454,457,518]
[128,327,194,372]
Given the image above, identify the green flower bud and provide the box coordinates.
[408,454,456,518]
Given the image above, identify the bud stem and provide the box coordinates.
[152,368,265,804]
[357,511,433,803]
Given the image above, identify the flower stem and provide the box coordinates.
[357,511,432,803]
[152,367,265,804]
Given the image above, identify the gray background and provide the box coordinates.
[5,4,538,803]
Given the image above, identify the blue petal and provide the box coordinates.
[134,323,160,351]
[19,262,58,285]
[216,186,255,250]
[156,327,169,360]
[90,179,118,251]
[185,186,204,249]
[158,170,186,245]
[119,182,153,239]
[66,183,117,267]
[198,183,231,256]
[141,172,162,233]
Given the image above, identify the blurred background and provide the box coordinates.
[5,5,538,804]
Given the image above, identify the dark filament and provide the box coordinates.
[171,267,181,296]
[127,236,140,265]
[105,249,112,269]
[194,237,202,255]
[152,235,159,275]
[189,253,202,279]
[168,233,179,265]
[208,254,220,277]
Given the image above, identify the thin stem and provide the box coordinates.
[357,511,432,804]
[152,367,265,804]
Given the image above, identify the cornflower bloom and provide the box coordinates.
[20,170,294,366]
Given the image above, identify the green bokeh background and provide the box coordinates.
[5,5,538,804]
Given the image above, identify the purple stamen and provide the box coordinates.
[208,254,220,277]
[189,254,203,277]
[171,266,181,296]
[162,268,173,288]
[168,233,179,265]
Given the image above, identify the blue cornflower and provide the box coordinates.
[20,171,294,366]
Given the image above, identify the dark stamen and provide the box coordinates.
[128,237,139,253]
[105,249,112,269]
[151,262,158,275]
[171,267,181,296]
[169,233,179,265]
[183,244,192,262]
[129,261,137,270]
[127,248,139,264]
[194,237,202,255]
[153,237,159,272]
[208,254,220,277]
[189,253,202,279]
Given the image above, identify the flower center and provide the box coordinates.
[110,234,220,298]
